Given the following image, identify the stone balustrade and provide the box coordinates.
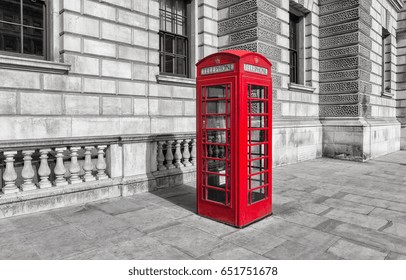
[156,138,196,172]
[0,145,109,195]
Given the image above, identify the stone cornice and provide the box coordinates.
[388,0,404,12]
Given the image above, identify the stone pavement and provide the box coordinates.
[1,151,406,260]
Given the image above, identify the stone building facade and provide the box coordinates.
[0,0,405,217]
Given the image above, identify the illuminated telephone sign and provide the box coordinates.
[196,50,273,227]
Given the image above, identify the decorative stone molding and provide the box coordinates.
[258,12,281,34]
[156,75,196,86]
[288,83,316,93]
[230,28,258,44]
[320,94,359,104]
[320,32,372,50]
[218,12,257,35]
[258,28,277,44]
[222,42,258,52]
[0,55,70,74]
[388,0,404,12]
[230,0,258,17]
[320,0,372,15]
[258,0,277,17]
[258,42,282,62]
[218,0,247,9]
[320,80,371,94]
[320,8,360,27]
[320,56,371,72]
[319,69,370,82]
[320,104,360,117]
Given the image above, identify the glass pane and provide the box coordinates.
[250,100,267,114]
[0,22,21,53]
[206,86,226,99]
[176,0,185,16]
[206,145,229,159]
[250,115,267,128]
[165,0,173,12]
[207,130,227,144]
[206,101,227,114]
[165,55,173,73]
[206,116,226,129]
[0,0,20,24]
[23,27,43,56]
[250,144,266,159]
[251,187,267,203]
[164,16,172,32]
[176,37,185,55]
[207,188,226,204]
[176,57,185,75]
[250,158,267,174]
[23,0,44,28]
[250,85,266,99]
[250,130,267,143]
[250,172,267,189]
[207,159,226,172]
[165,34,173,53]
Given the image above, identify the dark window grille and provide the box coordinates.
[159,0,188,77]
[289,13,300,84]
[0,0,46,59]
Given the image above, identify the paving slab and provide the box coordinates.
[327,239,388,260]
[323,209,388,230]
[201,242,269,260]
[149,224,224,258]
[222,227,286,255]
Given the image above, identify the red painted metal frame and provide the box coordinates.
[196,50,272,227]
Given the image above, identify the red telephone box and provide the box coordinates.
[196,50,272,227]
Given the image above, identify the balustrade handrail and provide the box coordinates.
[0,132,197,152]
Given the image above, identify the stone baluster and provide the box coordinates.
[54,147,68,187]
[21,150,36,191]
[38,149,52,188]
[165,140,175,169]
[96,145,108,180]
[2,151,19,194]
[157,141,166,171]
[69,147,82,184]
[83,146,96,182]
[182,139,192,167]
[190,139,196,166]
[174,140,182,168]
[208,144,213,157]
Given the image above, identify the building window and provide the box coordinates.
[159,0,188,77]
[0,0,47,59]
[289,12,304,85]
[382,27,391,95]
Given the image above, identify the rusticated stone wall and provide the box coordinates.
[319,0,401,160]
[218,0,323,166]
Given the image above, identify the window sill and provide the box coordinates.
[288,83,316,93]
[381,91,394,98]
[0,55,70,74]
[156,74,196,87]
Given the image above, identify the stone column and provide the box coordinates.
[2,151,19,194]
[21,150,36,191]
